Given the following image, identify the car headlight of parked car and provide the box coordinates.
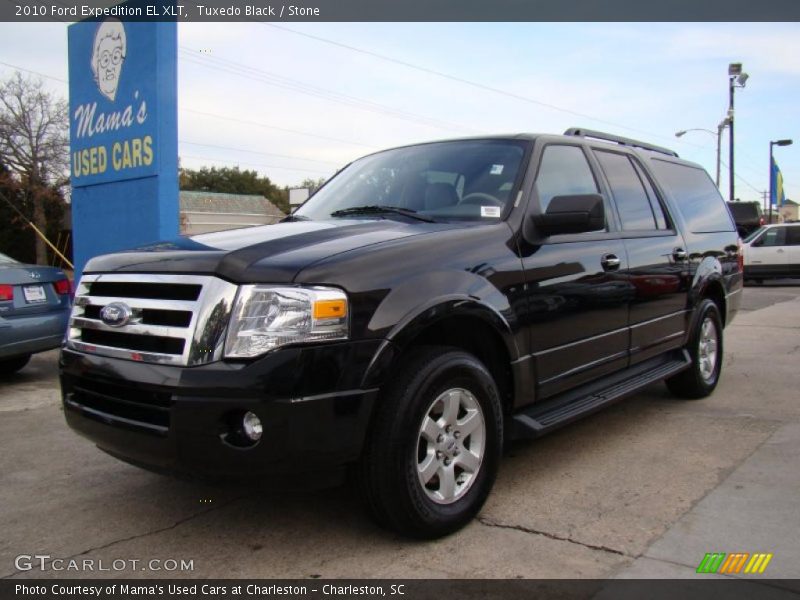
[224,285,349,358]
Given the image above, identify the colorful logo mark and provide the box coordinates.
[696,552,773,575]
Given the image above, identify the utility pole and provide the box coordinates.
[728,63,749,202]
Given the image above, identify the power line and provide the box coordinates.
[0,60,67,84]
[179,140,340,166]
[179,47,482,135]
[180,153,332,176]
[260,23,691,146]
[181,107,377,149]
[261,21,796,190]
[0,57,781,195]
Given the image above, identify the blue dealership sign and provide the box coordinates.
[68,15,178,277]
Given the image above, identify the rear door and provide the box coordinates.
[785,226,800,276]
[592,149,689,364]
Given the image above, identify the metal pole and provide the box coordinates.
[729,78,735,201]
[715,122,723,188]
[769,142,774,224]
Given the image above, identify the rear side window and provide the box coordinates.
[755,227,786,247]
[534,145,598,212]
[594,150,667,231]
[786,227,800,246]
[650,160,735,233]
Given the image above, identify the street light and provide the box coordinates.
[728,62,750,202]
[769,138,793,222]
[675,118,731,188]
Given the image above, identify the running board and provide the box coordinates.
[511,351,691,439]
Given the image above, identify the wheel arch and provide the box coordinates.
[362,299,518,416]
[689,255,728,327]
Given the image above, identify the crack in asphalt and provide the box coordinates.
[0,495,247,579]
[477,516,631,557]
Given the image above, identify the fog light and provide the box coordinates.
[242,411,263,442]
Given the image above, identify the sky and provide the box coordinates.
[1,21,799,204]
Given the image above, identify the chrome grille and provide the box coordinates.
[67,274,238,366]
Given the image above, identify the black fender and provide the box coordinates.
[685,254,727,340]
[360,271,520,389]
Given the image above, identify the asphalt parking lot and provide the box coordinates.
[1,283,799,582]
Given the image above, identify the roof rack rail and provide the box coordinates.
[564,128,679,158]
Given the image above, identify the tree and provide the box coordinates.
[179,165,289,213]
[0,73,69,265]
[298,177,327,191]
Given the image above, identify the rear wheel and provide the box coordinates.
[0,355,31,376]
[358,346,503,538]
[666,299,723,399]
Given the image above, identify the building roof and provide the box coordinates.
[179,190,284,218]
[783,199,798,206]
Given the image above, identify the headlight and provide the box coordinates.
[224,285,348,358]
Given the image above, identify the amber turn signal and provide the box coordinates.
[313,299,347,319]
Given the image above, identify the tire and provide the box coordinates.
[357,346,503,539]
[0,355,31,376]
[666,299,723,399]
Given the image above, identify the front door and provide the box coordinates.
[747,227,788,278]
[520,144,631,400]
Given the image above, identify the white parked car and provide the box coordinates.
[742,223,800,282]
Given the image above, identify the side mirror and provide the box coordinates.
[533,194,606,237]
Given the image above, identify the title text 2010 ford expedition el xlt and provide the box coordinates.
[61,128,742,538]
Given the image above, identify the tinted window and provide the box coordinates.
[755,227,786,247]
[650,160,735,233]
[595,150,657,230]
[632,160,669,229]
[786,226,800,246]
[535,145,598,212]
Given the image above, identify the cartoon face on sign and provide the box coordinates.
[91,18,126,102]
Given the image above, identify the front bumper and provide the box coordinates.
[60,339,384,478]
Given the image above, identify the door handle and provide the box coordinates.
[673,247,688,261]
[777,249,785,253]
[601,253,621,271]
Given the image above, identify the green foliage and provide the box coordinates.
[0,164,68,266]
[0,72,70,265]
[179,165,289,213]
[299,177,327,191]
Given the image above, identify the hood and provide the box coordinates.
[84,219,455,283]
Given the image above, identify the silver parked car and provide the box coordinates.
[0,252,72,375]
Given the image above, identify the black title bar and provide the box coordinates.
[3,0,800,22]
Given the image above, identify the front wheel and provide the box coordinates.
[666,299,723,399]
[357,346,503,539]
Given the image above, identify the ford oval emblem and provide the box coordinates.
[100,302,132,327]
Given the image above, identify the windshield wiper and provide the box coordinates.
[330,205,435,223]
[281,214,311,222]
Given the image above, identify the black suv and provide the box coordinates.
[727,200,764,238]
[61,129,742,538]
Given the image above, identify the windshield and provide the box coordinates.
[0,252,18,265]
[743,227,766,243]
[295,139,528,222]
